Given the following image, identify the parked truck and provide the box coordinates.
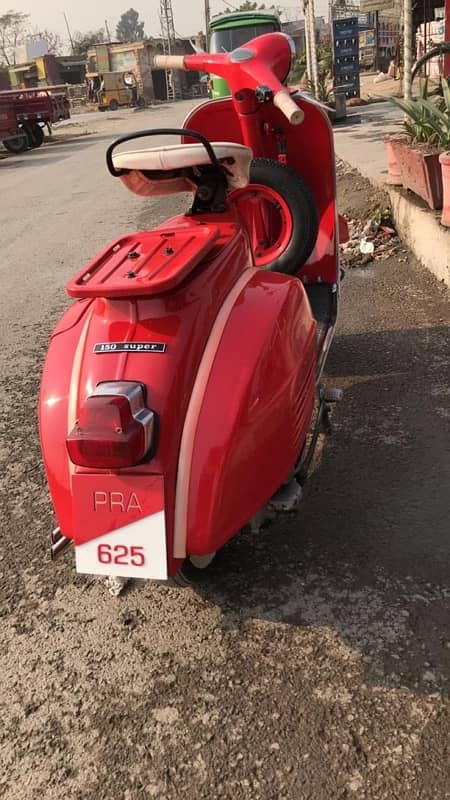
[0,86,70,154]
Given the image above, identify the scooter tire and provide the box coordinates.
[173,553,216,586]
[232,158,319,274]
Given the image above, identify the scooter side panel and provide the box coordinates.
[39,216,253,577]
[185,271,317,557]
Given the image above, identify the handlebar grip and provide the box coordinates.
[273,91,304,125]
[152,55,186,70]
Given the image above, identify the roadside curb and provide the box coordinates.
[387,188,450,287]
[335,150,450,287]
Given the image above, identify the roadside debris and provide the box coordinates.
[337,159,406,268]
[340,210,404,268]
[359,238,374,255]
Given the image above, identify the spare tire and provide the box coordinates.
[230,158,319,274]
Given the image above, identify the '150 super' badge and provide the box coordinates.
[94,342,166,353]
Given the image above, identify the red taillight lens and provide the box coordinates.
[66,382,155,469]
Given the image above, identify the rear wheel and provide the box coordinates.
[173,553,216,586]
[230,158,319,274]
[109,99,119,111]
[26,122,44,148]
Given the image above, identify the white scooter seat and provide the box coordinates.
[112,142,253,197]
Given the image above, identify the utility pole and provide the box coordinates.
[303,1,312,84]
[160,0,176,55]
[159,0,177,100]
[374,9,379,72]
[105,19,112,42]
[62,11,74,55]
[403,0,412,99]
[302,0,318,94]
[308,0,319,94]
[444,0,450,77]
[204,0,211,49]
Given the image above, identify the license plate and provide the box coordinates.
[73,474,167,580]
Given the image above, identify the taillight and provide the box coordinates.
[67,382,155,469]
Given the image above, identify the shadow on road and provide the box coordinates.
[187,323,450,696]
[0,134,116,169]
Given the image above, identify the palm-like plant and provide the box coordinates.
[389,79,450,148]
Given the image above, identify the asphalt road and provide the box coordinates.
[0,104,449,800]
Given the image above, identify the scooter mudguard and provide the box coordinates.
[178,270,317,559]
[39,215,316,578]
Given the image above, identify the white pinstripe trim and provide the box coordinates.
[173,268,257,559]
[67,313,91,478]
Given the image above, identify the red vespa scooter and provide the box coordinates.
[39,33,344,592]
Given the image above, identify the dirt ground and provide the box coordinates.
[336,161,390,221]
[0,118,449,799]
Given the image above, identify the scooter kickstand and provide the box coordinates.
[320,387,344,404]
[320,387,344,434]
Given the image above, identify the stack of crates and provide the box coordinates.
[333,17,360,99]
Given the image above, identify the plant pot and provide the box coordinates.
[439,151,450,227]
[383,135,402,185]
[389,137,443,210]
[334,90,347,121]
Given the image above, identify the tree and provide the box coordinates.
[116,8,145,42]
[72,28,105,57]
[224,3,282,14]
[225,2,259,10]
[0,10,29,65]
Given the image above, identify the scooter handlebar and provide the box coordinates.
[273,91,304,125]
[152,54,186,70]
[152,39,304,127]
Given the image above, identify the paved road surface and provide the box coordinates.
[0,103,449,800]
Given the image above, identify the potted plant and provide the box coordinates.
[385,79,450,211]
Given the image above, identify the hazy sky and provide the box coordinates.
[7,0,327,47]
